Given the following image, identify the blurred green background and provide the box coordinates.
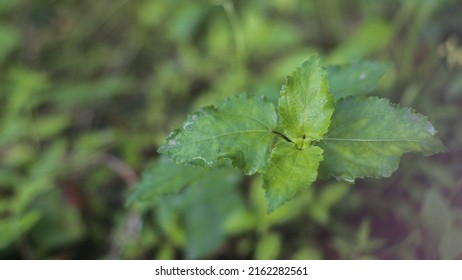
[0,0,461,259]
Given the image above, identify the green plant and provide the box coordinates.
[132,54,445,213]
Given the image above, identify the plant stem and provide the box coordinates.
[272,131,293,143]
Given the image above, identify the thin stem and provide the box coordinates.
[272,131,293,143]
[221,0,246,66]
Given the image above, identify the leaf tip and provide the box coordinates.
[264,193,282,214]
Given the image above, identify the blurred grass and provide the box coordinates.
[0,0,461,259]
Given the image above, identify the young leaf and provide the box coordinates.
[278,54,334,142]
[262,141,323,213]
[328,61,389,101]
[158,93,278,174]
[319,97,446,181]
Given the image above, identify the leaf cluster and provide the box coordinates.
[146,54,445,213]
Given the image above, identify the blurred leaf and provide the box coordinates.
[356,219,371,250]
[438,226,462,259]
[204,14,234,62]
[158,168,244,259]
[0,211,41,250]
[156,244,176,260]
[328,61,390,101]
[167,3,207,43]
[0,25,19,64]
[73,130,115,165]
[4,67,48,117]
[248,175,314,228]
[308,182,349,224]
[266,49,319,82]
[332,236,355,258]
[29,191,85,252]
[242,9,299,57]
[182,169,243,259]
[136,0,168,27]
[328,20,392,63]
[267,187,314,226]
[29,115,70,140]
[291,247,322,260]
[445,75,462,101]
[127,157,207,203]
[418,161,457,191]
[157,200,186,248]
[0,118,27,145]
[0,0,19,13]
[30,140,66,177]
[50,76,134,106]
[223,208,257,235]
[317,183,350,208]
[3,143,36,166]
[420,189,451,239]
[254,232,281,260]
[75,130,114,151]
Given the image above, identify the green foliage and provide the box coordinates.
[157,168,245,259]
[327,61,389,101]
[438,227,462,259]
[278,56,333,142]
[159,94,277,174]
[319,97,446,181]
[263,143,323,213]
[127,157,207,203]
[155,54,444,213]
[1,0,459,260]
[327,19,392,63]
[255,232,282,260]
[420,190,451,239]
[0,25,19,64]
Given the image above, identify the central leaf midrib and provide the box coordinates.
[284,150,301,184]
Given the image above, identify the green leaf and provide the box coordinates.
[263,141,323,213]
[29,190,84,252]
[327,20,392,64]
[328,61,389,101]
[308,182,349,224]
[182,169,243,259]
[420,189,451,239]
[319,97,446,181]
[158,168,244,259]
[254,232,282,260]
[127,157,207,204]
[159,93,277,174]
[0,25,19,64]
[0,211,41,250]
[278,54,334,142]
[438,226,462,259]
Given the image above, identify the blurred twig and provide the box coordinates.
[100,154,138,187]
[94,153,143,259]
[449,177,462,206]
[219,0,246,67]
